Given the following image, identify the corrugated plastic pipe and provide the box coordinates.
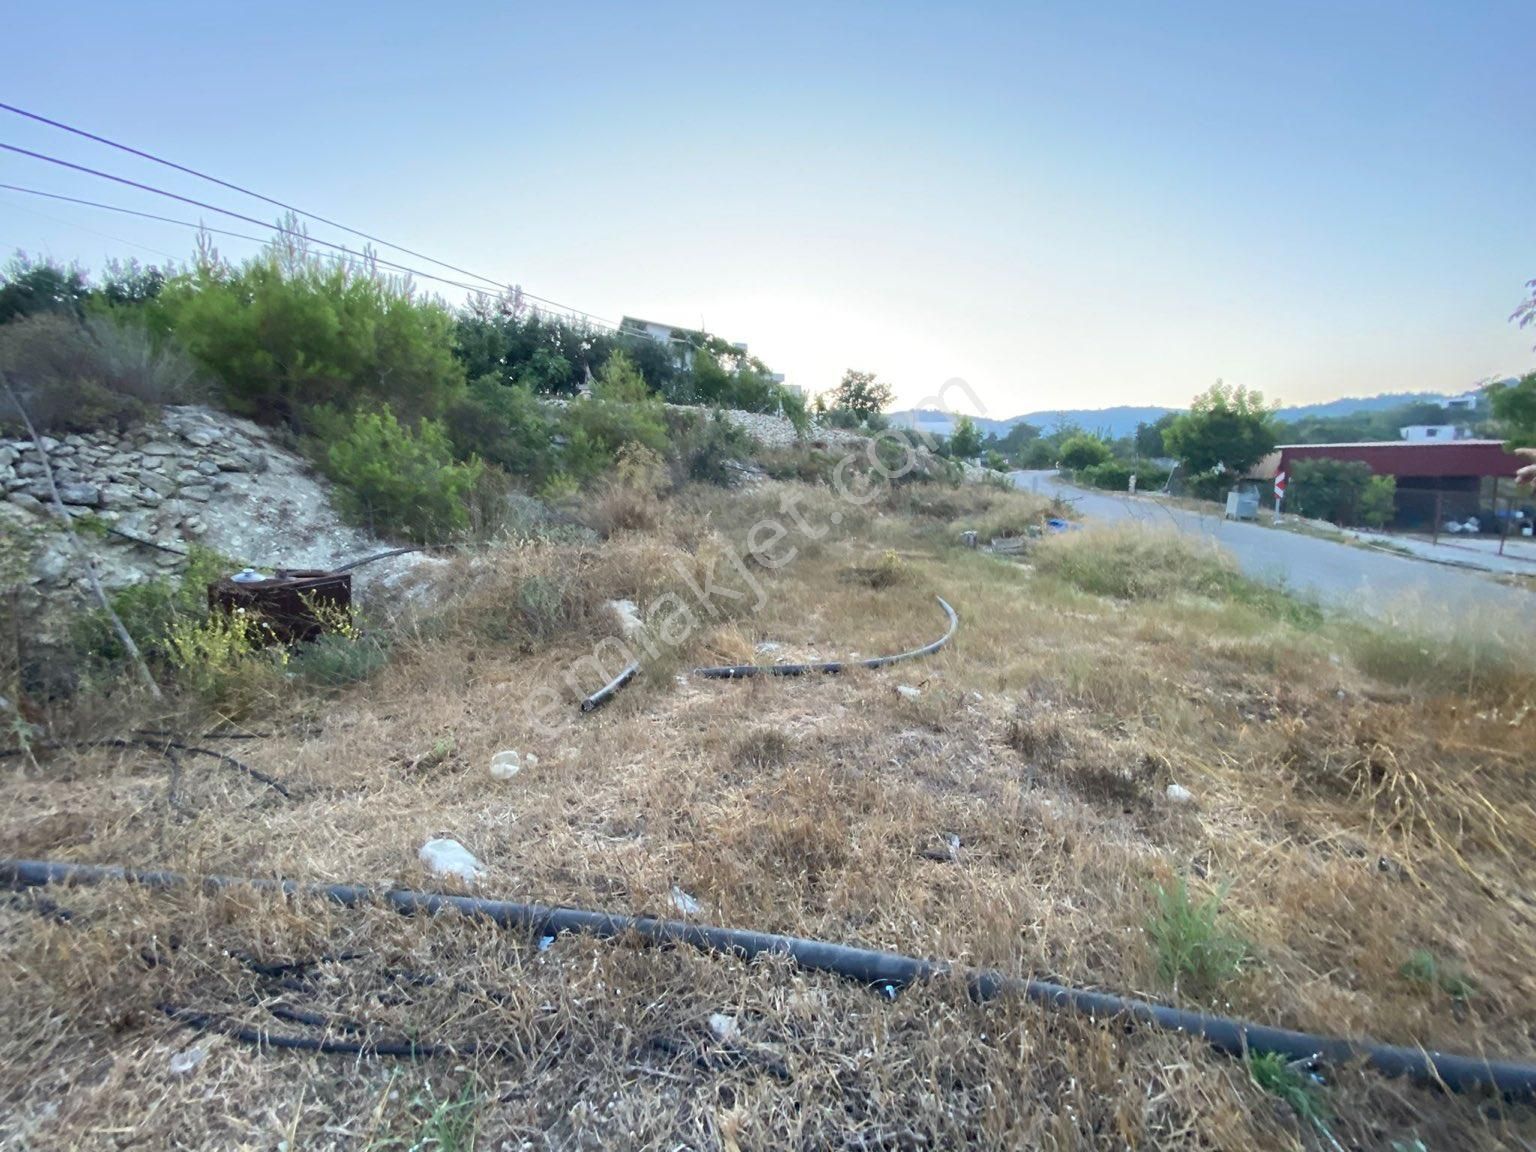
[4,857,1533,1098]
[581,595,959,710]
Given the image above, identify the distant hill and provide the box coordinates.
[889,392,1467,440]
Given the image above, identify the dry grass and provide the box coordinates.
[4,482,1536,1148]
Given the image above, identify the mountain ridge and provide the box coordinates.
[889,392,1460,439]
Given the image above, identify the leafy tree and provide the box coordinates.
[1514,278,1536,351]
[1489,371,1536,447]
[96,259,167,309]
[0,255,90,324]
[1058,433,1112,470]
[1163,381,1277,495]
[323,409,482,541]
[1358,474,1397,529]
[1134,413,1178,459]
[983,448,1008,472]
[829,370,893,420]
[998,421,1041,457]
[949,415,983,459]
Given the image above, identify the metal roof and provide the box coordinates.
[1277,440,1521,479]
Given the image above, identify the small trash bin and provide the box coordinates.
[1224,488,1259,520]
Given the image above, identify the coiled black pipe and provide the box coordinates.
[6,857,1533,1097]
[580,595,959,710]
[692,595,958,680]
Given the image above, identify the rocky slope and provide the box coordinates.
[1,405,422,636]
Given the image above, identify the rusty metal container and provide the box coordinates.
[207,569,352,644]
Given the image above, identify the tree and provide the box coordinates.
[1163,380,1277,495]
[0,255,90,325]
[1513,279,1536,351]
[1134,413,1178,459]
[1058,433,1112,470]
[1358,475,1397,529]
[1489,371,1536,447]
[829,370,893,420]
[949,415,983,458]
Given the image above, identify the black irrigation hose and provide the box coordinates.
[693,595,958,680]
[7,857,1535,1098]
[580,661,639,712]
[158,1004,480,1059]
[580,595,959,711]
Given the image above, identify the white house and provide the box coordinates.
[1399,424,1466,442]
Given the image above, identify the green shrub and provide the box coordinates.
[289,632,390,688]
[73,546,232,671]
[165,609,287,715]
[161,244,465,430]
[322,408,482,542]
[444,373,558,484]
[1289,458,1374,524]
[1147,876,1249,998]
[557,353,669,483]
[1079,459,1134,490]
[667,408,758,485]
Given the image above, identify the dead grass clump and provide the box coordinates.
[1005,704,1067,765]
[418,536,692,653]
[581,444,668,537]
[1034,524,1239,601]
[733,727,793,771]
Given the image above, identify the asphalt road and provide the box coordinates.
[1009,470,1532,622]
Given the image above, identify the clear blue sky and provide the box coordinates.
[3,1,1532,417]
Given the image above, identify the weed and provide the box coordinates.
[164,609,287,716]
[1400,949,1477,999]
[841,549,909,589]
[1146,876,1249,998]
[289,632,390,687]
[1247,1052,1340,1148]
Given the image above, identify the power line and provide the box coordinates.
[0,183,475,278]
[0,102,614,325]
[0,149,614,327]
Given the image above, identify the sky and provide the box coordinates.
[2,1,1533,419]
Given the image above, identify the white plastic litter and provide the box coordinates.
[708,1013,741,1042]
[1165,783,1195,805]
[489,750,537,780]
[896,685,922,700]
[168,1046,207,1075]
[230,568,264,583]
[607,599,644,637]
[419,837,486,883]
[670,886,702,916]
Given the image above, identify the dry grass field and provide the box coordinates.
[5,475,1536,1150]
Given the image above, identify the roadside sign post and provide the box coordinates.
[1273,470,1287,522]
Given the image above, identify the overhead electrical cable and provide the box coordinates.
[0,102,614,325]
